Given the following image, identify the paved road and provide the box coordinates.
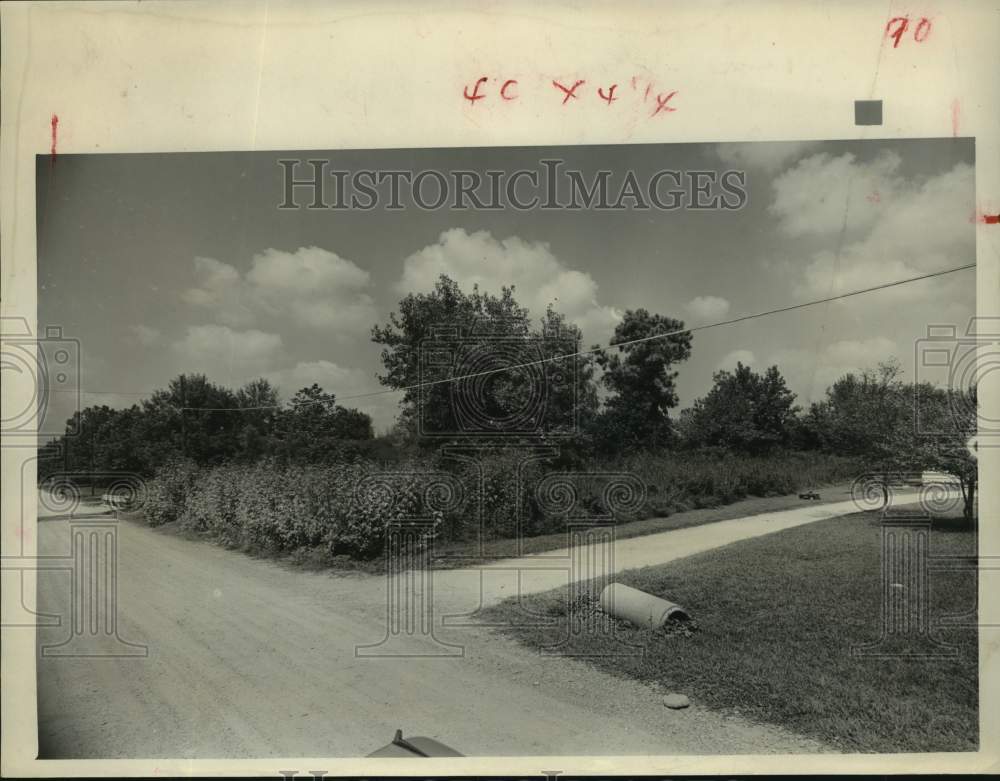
[36,489,929,758]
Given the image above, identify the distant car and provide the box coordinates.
[367,729,463,757]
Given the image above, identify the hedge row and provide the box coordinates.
[143,451,864,559]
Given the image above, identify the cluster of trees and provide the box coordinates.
[371,276,693,452]
[802,362,978,519]
[43,274,978,520]
[41,375,374,479]
[370,276,977,518]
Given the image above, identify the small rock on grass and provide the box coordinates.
[663,693,690,709]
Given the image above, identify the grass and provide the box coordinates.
[479,511,978,753]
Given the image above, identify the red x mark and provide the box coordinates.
[552,79,586,105]
[651,90,678,117]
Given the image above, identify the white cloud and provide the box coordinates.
[181,256,254,327]
[171,324,283,380]
[769,156,975,304]
[129,324,161,347]
[685,295,730,321]
[183,246,376,334]
[716,349,756,371]
[770,151,903,237]
[715,141,821,173]
[396,228,622,344]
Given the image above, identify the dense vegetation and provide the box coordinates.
[40,274,978,560]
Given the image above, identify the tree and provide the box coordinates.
[805,359,978,521]
[807,361,908,463]
[372,274,597,442]
[276,384,374,461]
[592,308,692,451]
[681,363,799,454]
[133,374,242,469]
[908,384,978,522]
[235,378,280,461]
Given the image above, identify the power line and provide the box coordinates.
[49,262,976,411]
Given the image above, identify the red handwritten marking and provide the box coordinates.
[886,16,909,47]
[970,209,1000,224]
[552,79,585,104]
[866,191,881,203]
[651,90,677,117]
[886,15,932,47]
[951,99,960,137]
[50,114,59,157]
[459,74,677,120]
[463,77,487,105]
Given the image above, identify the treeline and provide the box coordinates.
[40,375,379,480]
[41,274,979,523]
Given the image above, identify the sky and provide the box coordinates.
[36,138,976,435]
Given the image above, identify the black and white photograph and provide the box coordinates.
[27,137,980,757]
[2,1,997,777]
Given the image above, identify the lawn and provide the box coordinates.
[480,511,979,753]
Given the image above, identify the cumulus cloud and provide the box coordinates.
[171,324,283,380]
[770,150,903,237]
[183,246,376,334]
[715,141,821,173]
[396,228,622,343]
[770,155,975,303]
[685,295,731,321]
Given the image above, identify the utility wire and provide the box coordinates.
[52,262,976,411]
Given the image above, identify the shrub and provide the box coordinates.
[619,451,863,517]
[141,450,864,560]
[144,457,199,526]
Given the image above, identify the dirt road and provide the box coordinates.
[36,490,921,758]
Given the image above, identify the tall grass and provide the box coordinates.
[620,450,863,517]
[143,451,863,560]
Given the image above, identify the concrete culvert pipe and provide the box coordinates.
[599,583,689,628]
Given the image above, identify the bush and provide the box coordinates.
[618,450,863,517]
[144,457,199,526]
[141,450,864,560]
[146,457,456,559]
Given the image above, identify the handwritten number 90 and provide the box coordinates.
[886,16,932,48]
